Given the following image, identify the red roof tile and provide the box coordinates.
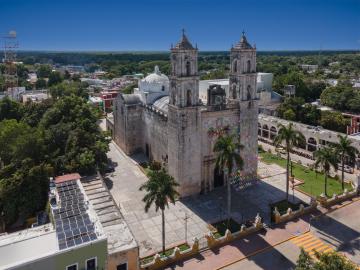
[55,173,81,184]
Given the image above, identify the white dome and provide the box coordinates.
[142,66,169,85]
[138,66,170,105]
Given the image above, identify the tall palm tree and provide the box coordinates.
[314,146,338,197]
[334,135,359,190]
[273,123,306,201]
[139,168,179,254]
[213,133,244,223]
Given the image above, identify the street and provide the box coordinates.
[222,199,360,270]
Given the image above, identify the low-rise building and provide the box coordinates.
[258,113,360,167]
[0,173,107,270]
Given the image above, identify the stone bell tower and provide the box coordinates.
[229,32,258,177]
[167,30,201,196]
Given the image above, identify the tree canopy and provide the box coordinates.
[0,84,109,228]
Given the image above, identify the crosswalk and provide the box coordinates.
[291,232,334,257]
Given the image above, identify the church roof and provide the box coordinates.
[152,96,169,114]
[173,30,195,50]
[234,32,253,49]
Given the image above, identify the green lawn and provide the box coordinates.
[259,151,352,197]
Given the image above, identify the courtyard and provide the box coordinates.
[105,141,312,257]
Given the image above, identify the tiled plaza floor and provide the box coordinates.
[106,141,311,257]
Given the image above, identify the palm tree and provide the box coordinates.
[213,133,244,223]
[273,123,306,201]
[334,135,359,190]
[314,146,338,197]
[139,168,179,254]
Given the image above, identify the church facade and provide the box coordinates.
[113,32,258,197]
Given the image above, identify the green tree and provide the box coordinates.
[313,251,357,270]
[36,64,52,78]
[283,109,296,121]
[35,78,47,89]
[40,95,108,174]
[301,104,321,126]
[49,81,88,100]
[334,135,359,190]
[320,111,349,133]
[48,71,63,86]
[273,123,306,200]
[0,160,52,226]
[314,146,338,196]
[0,97,23,121]
[139,168,179,254]
[296,249,357,270]
[213,133,244,224]
[295,248,314,270]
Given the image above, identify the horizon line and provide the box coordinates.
[15,49,360,53]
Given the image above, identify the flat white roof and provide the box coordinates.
[0,224,58,269]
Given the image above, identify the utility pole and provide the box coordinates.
[184,211,189,243]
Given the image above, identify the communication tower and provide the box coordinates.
[2,30,19,95]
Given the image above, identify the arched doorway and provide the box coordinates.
[270,126,277,140]
[214,167,224,188]
[307,137,317,152]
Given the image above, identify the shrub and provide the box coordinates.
[149,160,162,171]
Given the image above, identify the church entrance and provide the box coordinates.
[214,167,224,188]
[145,143,150,158]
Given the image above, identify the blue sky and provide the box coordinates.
[1,0,359,51]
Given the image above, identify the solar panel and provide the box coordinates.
[52,180,98,250]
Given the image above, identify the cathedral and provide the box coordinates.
[113,31,258,197]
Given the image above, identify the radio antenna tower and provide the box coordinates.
[2,30,19,96]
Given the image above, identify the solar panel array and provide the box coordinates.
[53,180,97,250]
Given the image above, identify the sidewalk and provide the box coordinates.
[165,213,314,270]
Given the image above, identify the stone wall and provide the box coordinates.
[142,108,168,163]
[200,107,240,192]
[167,105,202,197]
[113,98,143,155]
[272,200,318,224]
[317,189,358,207]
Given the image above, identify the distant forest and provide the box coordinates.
[8,50,358,66]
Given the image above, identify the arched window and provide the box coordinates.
[172,91,176,105]
[247,60,251,73]
[186,61,191,76]
[186,90,192,106]
[262,124,269,138]
[247,85,252,100]
[161,85,165,91]
[232,85,237,99]
[233,60,237,73]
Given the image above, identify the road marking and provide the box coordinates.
[291,232,334,257]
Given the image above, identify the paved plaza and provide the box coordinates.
[105,141,312,257]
